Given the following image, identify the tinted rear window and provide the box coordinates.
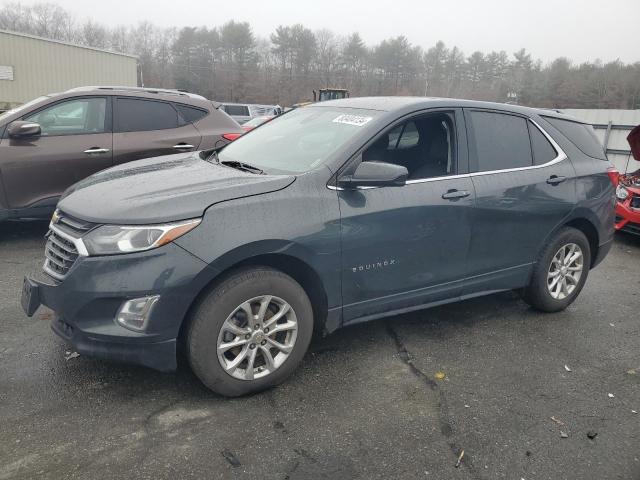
[529,121,557,165]
[175,104,208,123]
[224,105,250,116]
[469,111,532,171]
[543,116,606,160]
[116,98,179,132]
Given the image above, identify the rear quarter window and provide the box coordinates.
[542,116,606,160]
[175,104,208,123]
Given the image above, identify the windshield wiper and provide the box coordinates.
[220,160,264,175]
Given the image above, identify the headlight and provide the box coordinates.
[83,218,201,255]
[616,185,629,201]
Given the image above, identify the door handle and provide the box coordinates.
[173,143,195,150]
[84,147,110,154]
[546,175,567,185]
[442,189,470,200]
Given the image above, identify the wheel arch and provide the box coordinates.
[563,217,599,268]
[178,244,332,347]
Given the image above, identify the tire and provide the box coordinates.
[187,267,313,397]
[522,227,591,312]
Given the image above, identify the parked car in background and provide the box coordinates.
[0,86,243,221]
[220,103,282,124]
[22,97,616,396]
[614,124,640,235]
[241,115,275,132]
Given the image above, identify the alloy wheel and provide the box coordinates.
[547,243,584,300]
[217,295,298,381]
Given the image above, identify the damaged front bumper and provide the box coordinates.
[21,243,213,371]
[615,179,640,236]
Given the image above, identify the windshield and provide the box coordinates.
[0,96,49,123]
[218,107,380,174]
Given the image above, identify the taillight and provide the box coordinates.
[222,133,242,142]
[607,167,619,187]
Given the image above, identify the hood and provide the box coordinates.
[58,152,295,224]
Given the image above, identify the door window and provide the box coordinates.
[116,98,179,132]
[24,97,107,136]
[529,121,558,165]
[468,111,532,171]
[362,113,455,180]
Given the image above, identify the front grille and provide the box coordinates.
[631,195,640,209]
[43,210,95,280]
[54,210,95,236]
[43,228,79,280]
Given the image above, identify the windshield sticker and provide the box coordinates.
[332,114,373,127]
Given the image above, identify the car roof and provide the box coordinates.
[62,86,211,104]
[311,96,579,122]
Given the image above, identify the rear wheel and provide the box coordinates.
[187,267,313,396]
[522,227,591,312]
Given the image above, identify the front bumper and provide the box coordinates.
[615,196,640,236]
[23,242,213,371]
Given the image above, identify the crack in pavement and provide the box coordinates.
[385,322,485,480]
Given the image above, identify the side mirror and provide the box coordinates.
[338,161,408,188]
[8,121,41,138]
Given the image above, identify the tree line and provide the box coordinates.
[1,2,639,109]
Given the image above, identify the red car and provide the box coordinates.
[614,125,640,235]
[241,115,275,132]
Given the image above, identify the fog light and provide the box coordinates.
[116,295,160,331]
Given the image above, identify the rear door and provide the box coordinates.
[0,96,112,210]
[112,97,201,165]
[463,109,576,294]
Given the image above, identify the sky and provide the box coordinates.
[19,0,639,63]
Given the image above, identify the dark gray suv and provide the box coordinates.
[22,97,616,396]
[0,86,242,220]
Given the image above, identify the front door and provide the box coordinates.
[338,110,475,323]
[0,96,112,211]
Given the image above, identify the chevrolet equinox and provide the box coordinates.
[22,97,616,396]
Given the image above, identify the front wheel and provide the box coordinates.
[522,227,591,312]
[187,267,313,396]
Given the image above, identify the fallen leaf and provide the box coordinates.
[435,371,446,380]
[64,351,80,361]
[550,416,565,426]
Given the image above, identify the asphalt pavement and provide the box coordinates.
[1,220,638,480]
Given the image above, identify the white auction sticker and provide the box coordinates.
[332,114,373,127]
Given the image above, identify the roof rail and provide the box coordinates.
[65,86,206,100]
